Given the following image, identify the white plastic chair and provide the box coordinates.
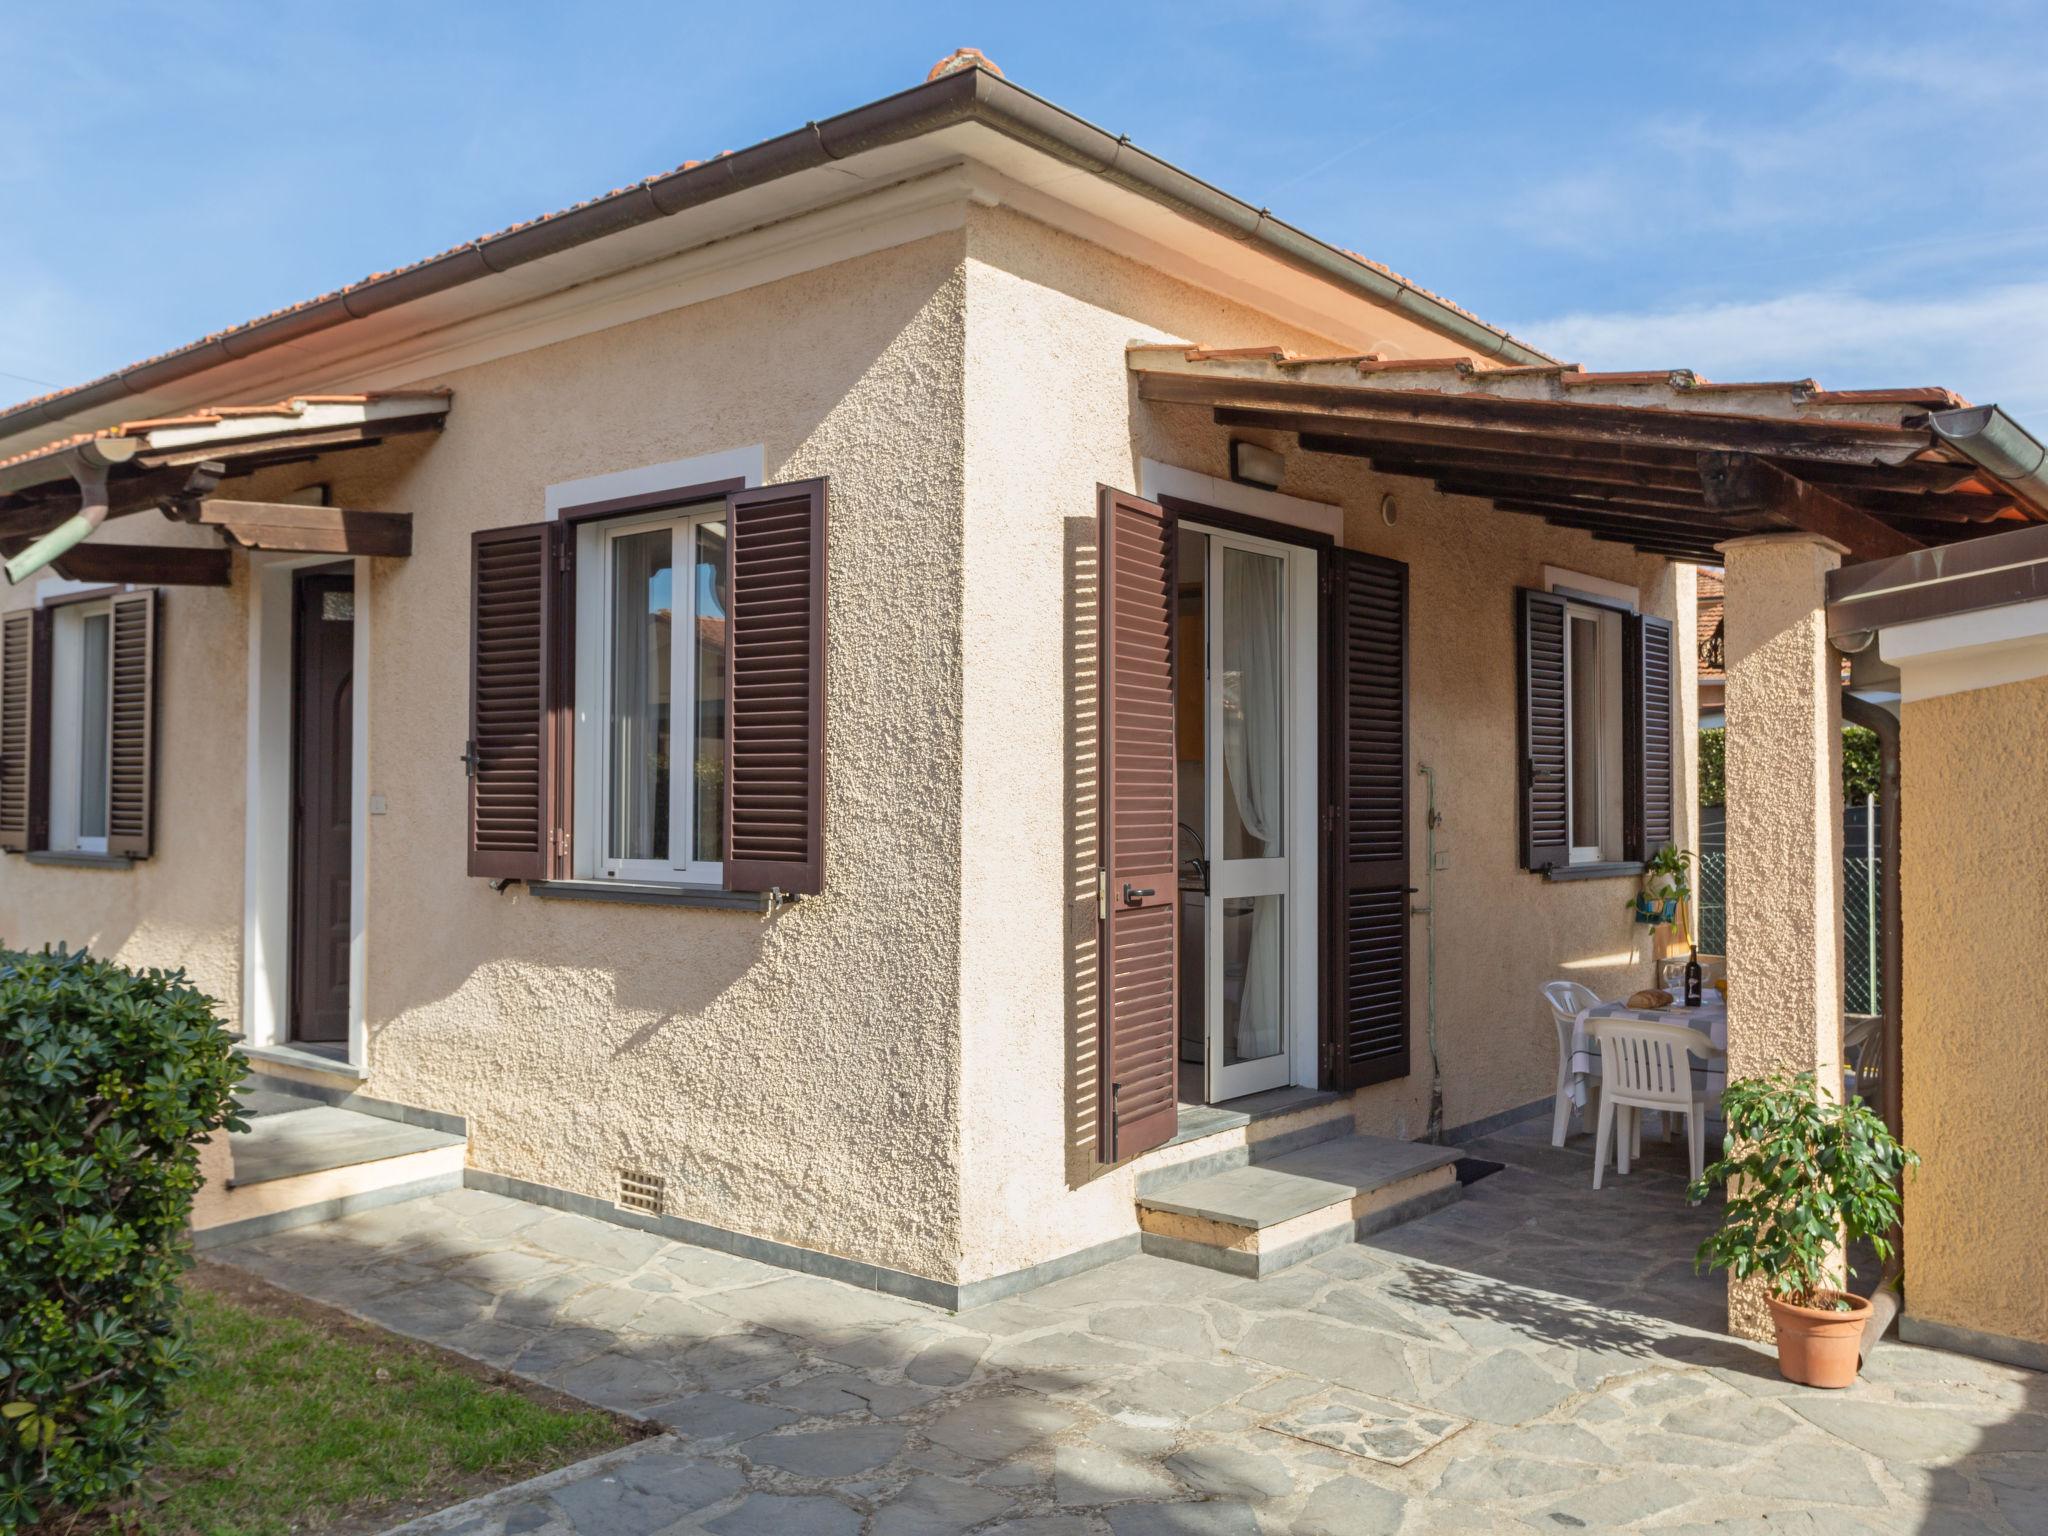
[1542,981,1603,1148]
[1588,1019,1719,1187]
[1844,1013,1883,1105]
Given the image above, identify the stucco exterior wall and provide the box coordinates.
[3,230,976,1285]
[1900,673,2048,1354]
[956,205,1688,1284]
[0,515,249,1011]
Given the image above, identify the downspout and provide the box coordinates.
[1841,689,1903,1354]
[1414,761,1444,1142]
[2,440,137,586]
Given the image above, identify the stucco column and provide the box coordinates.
[1718,533,1847,1341]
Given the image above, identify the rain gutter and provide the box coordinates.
[1920,404,2048,513]
[0,68,1548,448]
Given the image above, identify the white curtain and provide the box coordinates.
[1222,549,1285,1061]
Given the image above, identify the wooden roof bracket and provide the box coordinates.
[1697,453,1925,561]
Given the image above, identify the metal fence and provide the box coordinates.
[1696,800,1879,1015]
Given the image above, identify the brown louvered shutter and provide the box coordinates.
[469,522,564,880]
[0,608,49,853]
[1096,487,1179,1162]
[723,479,827,896]
[1518,588,1570,871]
[1330,551,1411,1088]
[1625,613,1676,860]
[104,590,159,858]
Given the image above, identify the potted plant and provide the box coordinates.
[1688,1072,1918,1388]
[1631,843,1693,928]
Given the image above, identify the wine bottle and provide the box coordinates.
[1684,946,1703,1009]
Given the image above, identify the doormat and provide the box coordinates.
[1453,1156,1505,1186]
[1263,1389,1469,1466]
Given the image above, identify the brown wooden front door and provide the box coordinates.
[290,569,354,1046]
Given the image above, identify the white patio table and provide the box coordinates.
[1570,995,1728,1111]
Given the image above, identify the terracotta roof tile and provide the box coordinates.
[927,47,1004,81]
[0,391,449,477]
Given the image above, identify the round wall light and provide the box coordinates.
[1381,493,1399,527]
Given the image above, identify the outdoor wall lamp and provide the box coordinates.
[1229,439,1284,490]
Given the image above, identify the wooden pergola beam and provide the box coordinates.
[0,464,222,541]
[182,500,412,557]
[1144,373,1937,463]
[49,542,233,586]
[1698,454,1925,560]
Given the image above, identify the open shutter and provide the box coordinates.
[468,522,563,880]
[104,590,159,859]
[1625,613,1676,860]
[1518,587,1570,871]
[1330,550,1411,1088]
[0,608,49,853]
[724,479,827,896]
[1096,487,1179,1162]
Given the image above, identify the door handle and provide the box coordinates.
[1122,883,1155,906]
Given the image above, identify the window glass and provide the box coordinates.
[691,521,727,864]
[78,612,110,841]
[608,527,673,862]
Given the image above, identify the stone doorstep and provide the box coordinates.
[1134,1135,1463,1278]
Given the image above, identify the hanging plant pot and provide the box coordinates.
[1632,895,1679,926]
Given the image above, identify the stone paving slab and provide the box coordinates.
[205,1117,2048,1536]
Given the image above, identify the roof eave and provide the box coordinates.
[0,67,1546,449]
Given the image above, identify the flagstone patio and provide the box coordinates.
[214,1116,2045,1535]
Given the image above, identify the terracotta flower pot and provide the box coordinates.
[1768,1290,1871,1388]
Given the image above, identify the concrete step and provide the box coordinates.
[1136,1091,1359,1198]
[191,1090,465,1250]
[1136,1134,1461,1278]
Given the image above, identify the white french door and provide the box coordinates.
[1194,525,1318,1102]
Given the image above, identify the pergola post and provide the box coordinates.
[1718,533,1849,1342]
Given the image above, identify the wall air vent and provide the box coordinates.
[617,1168,664,1217]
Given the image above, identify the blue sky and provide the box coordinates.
[8,3,2047,418]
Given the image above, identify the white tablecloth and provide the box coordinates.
[1570,999,1727,1109]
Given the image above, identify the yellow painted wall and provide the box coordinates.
[1901,673,2048,1352]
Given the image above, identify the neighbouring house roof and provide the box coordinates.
[1698,568,1725,681]
[0,392,451,543]
[0,50,1545,456]
[1129,344,2048,564]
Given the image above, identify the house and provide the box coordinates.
[1697,568,1725,728]
[3,52,2043,1346]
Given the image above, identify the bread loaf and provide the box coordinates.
[1626,989,1675,1010]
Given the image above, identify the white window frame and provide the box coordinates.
[48,597,114,855]
[1562,600,1626,865]
[574,502,727,887]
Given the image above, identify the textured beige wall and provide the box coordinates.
[351,231,973,1281]
[1718,533,1847,1340]
[5,231,976,1284]
[0,515,249,1014]
[1901,674,2048,1350]
[956,205,1687,1283]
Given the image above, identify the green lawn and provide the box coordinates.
[111,1277,633,1536]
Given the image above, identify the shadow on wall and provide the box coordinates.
[1064,508,1102,1189]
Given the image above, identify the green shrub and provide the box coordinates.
[0,946,245,1531]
